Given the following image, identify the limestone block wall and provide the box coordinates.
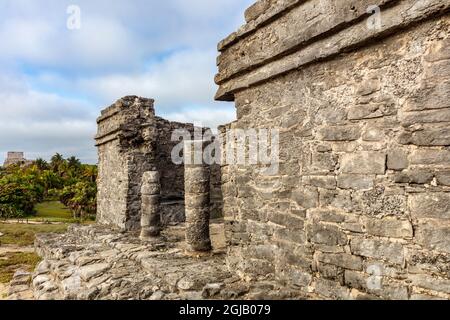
[96,96,157,230]
[96,96,198,230]
[216,0,450,299]
[154,117,195,223]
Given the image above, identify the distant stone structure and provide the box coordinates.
[2,152,33,167]
[23,0,450,301]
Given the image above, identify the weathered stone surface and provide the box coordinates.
[348,104,394,121]
[269,212,304,229]
[215,0,450,99]
[315,252,363,271]
[340,152,386,175]
[307,224,347,246]
[96,96,199,231]
[410,149,450,165]
[311,152,338,172]
[337,174,374,190]
[244,0,272,22]
[410,293,447,300]
[217,0,401,84]
[394,169,434,185]
[387,149,409,171]
[416,221,450,254]
[363,217,413,239]
[402,126,450,146]
[277,266,312,288]
[407,250,450,277]
[409,193,450,220]
[362,126,386,142]
[319,189,353,212]
[344,270,409,300]
[401,109,450,127]
[27,225,314,301]
[79,263,110,282]
[318,125,361,141]
[350,238,404,265]
[409,274,450,294]
[140,171,162,239]
[436,171,450,186]
[274,228,306,244]
[302,176,336,190]
[184,141,212,252]
[356,186,406,217]
[307,209,345,224]
[291,187,319,209]
[314,278,350,299]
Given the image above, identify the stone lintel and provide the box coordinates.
[215,0,450,101]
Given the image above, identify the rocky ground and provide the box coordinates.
[7,221,311,300]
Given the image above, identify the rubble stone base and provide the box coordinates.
[25,224,312,300]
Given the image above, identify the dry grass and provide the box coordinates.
[0,223,68,246]
[33,201,73,221]
[0,252,41,284]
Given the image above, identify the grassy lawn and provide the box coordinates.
[0,252,41,284]
[0,222,66,285]
[0,223,68,246]
[0,201,95,289]
[32,201,74,223]
[28,201,96,223]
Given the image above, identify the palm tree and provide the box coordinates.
[82,165,98,183]
[34,158,49,171]
[40,170,62,194]
[50,153,64,172]
[67,156,81,170]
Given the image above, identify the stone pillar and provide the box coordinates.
[140,171,161,239]
[184,140,212,252]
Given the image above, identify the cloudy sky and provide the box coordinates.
[0,0,253,164]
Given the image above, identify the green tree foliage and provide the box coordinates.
[35,158,49,171]
[0,154,97,219]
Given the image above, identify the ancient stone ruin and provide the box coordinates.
[2,152,32,167]
[215,0,450,299]
[95,96,191,230]
[11,0,450,300]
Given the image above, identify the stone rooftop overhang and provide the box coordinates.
[215,0,450,101]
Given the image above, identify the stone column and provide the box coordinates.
[140,171,161,239]
[184,140,212,252]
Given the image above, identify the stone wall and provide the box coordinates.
[96,96,198,230]
[154,116,196,223]
[3,152,32,167]
[216,0,450,299]
[95,96,222,231]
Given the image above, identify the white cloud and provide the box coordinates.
[0,0,252,71]
[78,49,218,110]
[0,0,254,163]
[0,74,97,164]
[164,107,236,132]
